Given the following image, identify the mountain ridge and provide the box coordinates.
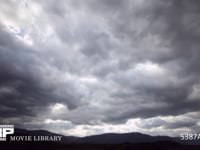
[11,128,193,145]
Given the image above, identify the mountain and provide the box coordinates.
[12,129,172,144]
[9,128,198,145]
[76,132,173,144]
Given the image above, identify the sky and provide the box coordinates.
[0,0,200,137]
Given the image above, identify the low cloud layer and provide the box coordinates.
[0,0,200,136]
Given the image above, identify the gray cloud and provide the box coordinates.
[0,26,84,122]
[165,120,197,129]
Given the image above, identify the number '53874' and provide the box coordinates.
[180,133,200,140]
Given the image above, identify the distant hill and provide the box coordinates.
[76,132,173,144]
[9,128,199,145]
[12,129,173,144]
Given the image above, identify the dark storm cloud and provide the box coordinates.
[94,0,200,123]
[0,26,83,121]
[1,0,200,135]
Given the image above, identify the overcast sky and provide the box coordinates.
[0,0,200,137]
